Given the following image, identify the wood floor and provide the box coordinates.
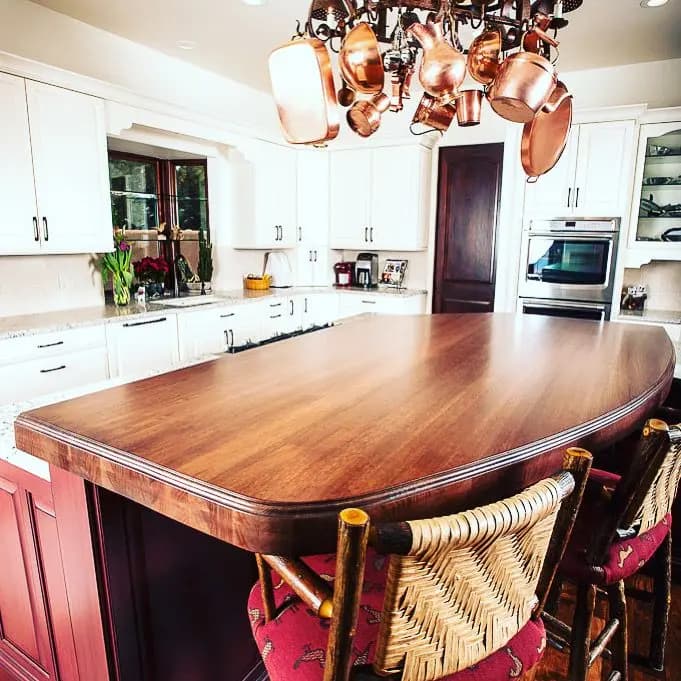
[535,577,681,680]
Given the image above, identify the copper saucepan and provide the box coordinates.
[521,80,573,180]
[339,23,385,95]
[268,37,340,145]
[411,93,456,134]
[347,93,390,137]
[486,31,560,124]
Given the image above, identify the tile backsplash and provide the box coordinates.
[0,255,105,317]
[623,261,681,310]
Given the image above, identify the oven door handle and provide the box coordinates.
[527,232,616,241]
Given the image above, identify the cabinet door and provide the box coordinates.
[573,120,635,218]
[106,315,179,379]
[296,247,316,287]
[0,74,40,255]
[297,151,329,246]
[311,246,330,286]
[524,126,579,220]
[26,81,113,254]
[330,150,370,249]
[226,302,266,348]
[302,293,339,328]
[178,308,233,361]
[370,147,429,250]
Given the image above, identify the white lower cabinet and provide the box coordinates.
[0,347,108,403]
[338,293,427,319]
[301,293,339,329]
[262,297,302,339]
[106,315,179,379]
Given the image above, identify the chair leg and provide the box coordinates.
[649,532,672,672]
[607,580,628,681]
[569,583,596,681]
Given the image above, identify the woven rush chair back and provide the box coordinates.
[372,477,566,681]
[634,422,681,533]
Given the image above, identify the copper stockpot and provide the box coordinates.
[486,40,558,123]
[467,28,501,85]
[407,21,466,103]
[411,93,456,133]
[268,37,340,145]
[456,89,483,127]
[347,93,390,137]
[339,23,385,95]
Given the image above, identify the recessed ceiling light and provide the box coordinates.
[640,0,668,7]
[176,40,197,50]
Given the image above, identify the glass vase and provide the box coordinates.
[112,272,131,306]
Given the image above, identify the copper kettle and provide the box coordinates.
[406,21,466,104]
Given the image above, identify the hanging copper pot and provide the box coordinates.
[467,28,501,85]
[521,81,573,179]
[347,93,390,137]
[339,23,385,95]
[456,89,483,127]
[411,93,456,133]
[486,35,559,123]
[268,37,340,145]
[407,21,466,103]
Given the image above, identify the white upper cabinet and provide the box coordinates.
[0,77,113,255]
[330,146,430,251]
[524,120,635,221]
[233,143,297,249]
[0,73,40,255]
[329,149,371,250]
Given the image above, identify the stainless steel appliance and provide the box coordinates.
[355,252,379,288]
[518,218,620,321]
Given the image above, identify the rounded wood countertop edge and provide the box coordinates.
[13,347,675,522]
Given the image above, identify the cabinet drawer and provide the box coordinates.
[0,325,106,367]
[0,346,109,403]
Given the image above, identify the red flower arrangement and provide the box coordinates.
[133,257,170,284]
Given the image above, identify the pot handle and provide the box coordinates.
[541,89,572,114]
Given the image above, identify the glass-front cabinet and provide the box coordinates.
[630,122,681,256]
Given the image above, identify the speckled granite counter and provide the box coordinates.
[0,355,219,480]
[619,308,681,325]
[0,287,427,340]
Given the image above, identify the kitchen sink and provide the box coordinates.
[151,295,223,308]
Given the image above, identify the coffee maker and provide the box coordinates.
[333,261,355,287]
[355,253,379,288]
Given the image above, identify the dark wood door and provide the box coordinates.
[433,143,504,313]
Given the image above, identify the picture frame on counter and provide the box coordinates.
[381,259,408,288]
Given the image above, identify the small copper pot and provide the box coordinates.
[411,93,456,133]
[347,93,390,137]
[456,89,483,127]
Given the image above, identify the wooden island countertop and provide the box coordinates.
[14,314,675,554]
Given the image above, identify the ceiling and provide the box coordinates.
[29,0,681,92]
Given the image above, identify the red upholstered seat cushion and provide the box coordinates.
[560,468,671,585]
[248,549,547,681]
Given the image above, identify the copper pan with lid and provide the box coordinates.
[521,80,573,180]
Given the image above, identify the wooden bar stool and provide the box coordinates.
[544,418,681,681]
[247,448,592,681]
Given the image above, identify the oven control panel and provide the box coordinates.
[529,219,620,233]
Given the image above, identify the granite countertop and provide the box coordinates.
[618,308,681,325]
[0,286,427,340]
[0,355,220,481]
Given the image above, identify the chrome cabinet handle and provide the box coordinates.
[122,317,167,328]
[40,365,66,374]
[567,187,572,208]
[33,217,39,241]
[370,227,374,243]
[37,340,64,349]
[42,217,49,241]
[575,187,580,208]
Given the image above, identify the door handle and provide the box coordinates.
[37,340,64,349]
[304,297,308,314]
[220,312,235,318]
[224,329,230,347]
[230,330,235,347]
[123,317,167,328]
[289,300,294,316]
[33,217,39,241]
[314,250,318,262]
[42,217,49,241]
[40,365,66,374]
[298,226,302,241]
[567,187,572,208]
[369,227,374,243]
[274,225,279,241]
[309,250,313,262]
[269,302,282,308]
[270,313,282,319]
[364,227,368,242]
[361,300,377,305]
[575,187,580,208]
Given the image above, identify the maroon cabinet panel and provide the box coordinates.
[0,461,108,681]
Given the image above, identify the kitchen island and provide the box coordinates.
[9,313,677,681]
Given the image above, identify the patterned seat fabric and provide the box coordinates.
[560,468,672,586]
[248,549,547,681]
